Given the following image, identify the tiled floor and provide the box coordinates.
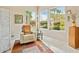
[43,36,79,53]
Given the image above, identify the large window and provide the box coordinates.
[40,10,48,28]
[26,7,65,30]
[49,7,65,30]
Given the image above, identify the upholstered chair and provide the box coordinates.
[20,24,36,44]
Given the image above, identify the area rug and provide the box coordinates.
[22,46,41,53]
[12,40,53,53]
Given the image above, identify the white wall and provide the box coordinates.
[9,8,27,40]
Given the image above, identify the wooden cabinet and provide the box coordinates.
[69,26,79,48]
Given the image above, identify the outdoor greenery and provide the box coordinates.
[30,20,36,26]
[26,11,32,23]
[26,11,32,19]
[50,8,65,30]
[40,21,47,28]
[26,11,36,27]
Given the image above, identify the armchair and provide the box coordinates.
[20,24,36,44]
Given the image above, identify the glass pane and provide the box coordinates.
[40,10,48,29]
[49,7,65,30]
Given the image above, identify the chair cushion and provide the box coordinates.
[22,24,31,34]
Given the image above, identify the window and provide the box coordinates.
[26,11,36,27]
[49,7,65,30]
[40,10,48,29]
[30,12,36,27]
[26,11,36,32]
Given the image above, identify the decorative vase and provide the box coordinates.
[72,20,76,26]
[71,14,76,26]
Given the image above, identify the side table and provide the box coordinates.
[37,31,43,40]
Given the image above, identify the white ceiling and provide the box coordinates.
[0,6,79,13]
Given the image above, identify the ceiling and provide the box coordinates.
[0,6,79,14]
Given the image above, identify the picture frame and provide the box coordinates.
[15,15,23,24]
